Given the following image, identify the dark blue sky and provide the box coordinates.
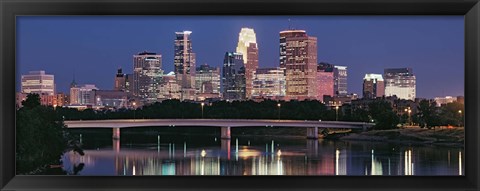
[17,16,464,99]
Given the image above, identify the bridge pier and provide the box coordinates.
[306,127,319,139]
[221,126,231,139]
[221,139,231,160]
[112,128,120,140]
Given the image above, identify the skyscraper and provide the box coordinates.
[334,66,348,96]
[133,51,163,103]
[236,28,258,99]
[363,74,385,99]
[384,68,416,100]
[21,70,55,95]
[222,52,245,101]
[279,30,318,101]
[174,31,196,100]
[317,63,335,102]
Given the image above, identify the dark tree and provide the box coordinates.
[416,99,440,129]
[21,93,41,109]
[368,100,400,130]
[16,94,78,174]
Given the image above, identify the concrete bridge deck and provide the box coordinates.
[64,119,375,140]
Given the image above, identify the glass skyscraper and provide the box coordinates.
[222,52,245,101]
[174,31,196,101]
[334,66,348,96]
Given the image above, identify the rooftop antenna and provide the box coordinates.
[288,18,292,30]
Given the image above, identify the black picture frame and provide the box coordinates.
[1,0,479,190]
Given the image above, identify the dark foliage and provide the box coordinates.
[16,94,77,174]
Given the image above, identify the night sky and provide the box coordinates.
[17,16,464,99]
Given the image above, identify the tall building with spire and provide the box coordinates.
[133,51,163,103]
[174,31,196,100]
[279,30,318,101]
[236,28,258,99]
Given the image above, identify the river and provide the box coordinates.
[61,129,464,176]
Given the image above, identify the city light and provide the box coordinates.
[335,106,339,121]
[201,102,205,119]
[277,103,281,120]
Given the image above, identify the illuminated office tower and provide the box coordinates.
[222,52,245,101]
[133,51,163,103]
[363,74,385,99]
[70,84,98,105]
[279,30,318,101]
[251,67,285,100]
[174,31,196,100]
[334,66,348,96]
[317,63,334,102]
[195,64,221,94]
[21,70,55,95]
[236,28,258,99]
[384,68,416,100]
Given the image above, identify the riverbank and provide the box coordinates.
[333,127,464,147]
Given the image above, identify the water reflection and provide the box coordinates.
[62,135,464,176]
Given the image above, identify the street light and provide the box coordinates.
[404,107,412,126]
[201,102,205,119]
[335,106,339,121]
[132,102,136,121]
[458,110,463,127]
[408,109,412,126]
[277,103,281,120]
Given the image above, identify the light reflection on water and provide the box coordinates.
[62,136,464,176]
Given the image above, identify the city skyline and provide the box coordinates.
[17,16,464,99]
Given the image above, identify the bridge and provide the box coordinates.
[64,119,375,140]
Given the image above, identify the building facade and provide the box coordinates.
[133,51,163,103]
[157,72,182,101]
[236,28,258,99]
[222,52,245,101]
[174,31,196,100]
[114,68,131,92]
[384,68,416,100]
[280,30,318,101]
[317,62,335,102]
[251,67,286,100]
[70,84,99,105]
[434,96,457,107]
[334,66,348,96]
[195,64,221,95]
[21,70,55,95]
[363,73,385,99]
[94,90,130,109]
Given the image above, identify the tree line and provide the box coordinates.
[55,98,464,130]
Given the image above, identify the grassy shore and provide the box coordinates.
[335,127,464,147]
